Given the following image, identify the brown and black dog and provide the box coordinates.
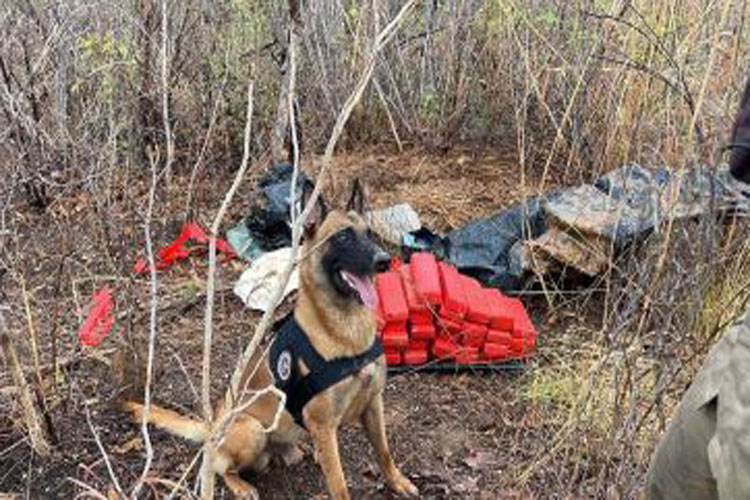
[123,180,419,499]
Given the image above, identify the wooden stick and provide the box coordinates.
[0,309,50,457]
[198,80,256,499]
[131,147,161,499]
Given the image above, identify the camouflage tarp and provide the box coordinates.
[524,164,749,276]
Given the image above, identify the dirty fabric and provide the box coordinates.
[233,247,299,312]
[647,311,750,499]
[595,163,749,224]
[365,203,421,246]
[226,219,263,261]
[444,198,550,290]
[244,163,316,252]
[526,164,750,277]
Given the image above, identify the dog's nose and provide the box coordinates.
[373,250,391,273]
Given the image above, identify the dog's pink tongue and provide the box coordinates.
[342,271,378,310]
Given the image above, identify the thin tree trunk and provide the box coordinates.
[0,309,51,457]
[270,0,303,165]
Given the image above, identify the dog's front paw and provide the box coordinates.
[389,471,419,497]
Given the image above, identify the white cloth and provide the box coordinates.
[233,247,299,312]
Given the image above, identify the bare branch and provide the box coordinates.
[132,148,161,499]
[161,0,174,182]
[198,80,255,499]
[0,307,50,457]
[84,403,125,498]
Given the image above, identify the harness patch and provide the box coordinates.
[276,350,292,381]
[269,313,383,427]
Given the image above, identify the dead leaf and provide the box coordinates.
[112,436,143,455]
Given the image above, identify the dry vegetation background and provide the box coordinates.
[1,0,750,498]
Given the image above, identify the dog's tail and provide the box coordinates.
[121,401,209,443]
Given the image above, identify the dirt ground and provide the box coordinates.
[1,148,595,499]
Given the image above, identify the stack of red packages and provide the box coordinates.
[376,252,537,367]
[375,272,409,365]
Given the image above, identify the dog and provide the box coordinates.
[122,180,419,499]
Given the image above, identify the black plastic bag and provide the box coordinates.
[443,198,550,290]
[245,163,317,251]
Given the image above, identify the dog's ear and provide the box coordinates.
[300,180,327,238]
[346,179,366,215]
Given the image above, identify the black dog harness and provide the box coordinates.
[269,313,384,427]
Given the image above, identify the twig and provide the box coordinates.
[288,15,301,230]
[160,0,174,183]
[167,449,202,500]
[213,386,285,444]
[132,149,161,499]
[0,308,50,456]
[17,274,41,387]
[184,51,230,220]
[198,80,255,499]
[65,478,109,500]
[0,309,51,456]
[84,403,125,498]
[171,351,200,407]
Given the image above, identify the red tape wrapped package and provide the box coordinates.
[376,252,537,367]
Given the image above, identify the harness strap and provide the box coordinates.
[270,313,383,428]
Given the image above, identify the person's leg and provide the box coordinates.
[647,398,718,500]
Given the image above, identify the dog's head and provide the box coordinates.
[298,180,389,309]
[730,76,750,183]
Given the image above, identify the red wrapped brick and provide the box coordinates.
[509,337,525,354]
[455,346,480,364]
[502,297,528,336]
[439,308,464,325]
[436,317,462,335]
[410,311,433,324]
[385,349,402,365]
[381,323,408,348]
[432,336,457,359]
[483,343,509,360]
[486,329,511,345]
[459,322,487,347]
[526,335,536,351]
[509,334,535,355]
[512,307,537,341]
[410,252,443,307]
[464,280,493,325]
[410,321,436,340]
[375,272,409,322]
[375,298,386,332]
[486,288,516,331]
[438,262,468,318]
[408,340,429,350]
[399,265,429,315]
[403,348,428,365]
[389,257,403,272]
